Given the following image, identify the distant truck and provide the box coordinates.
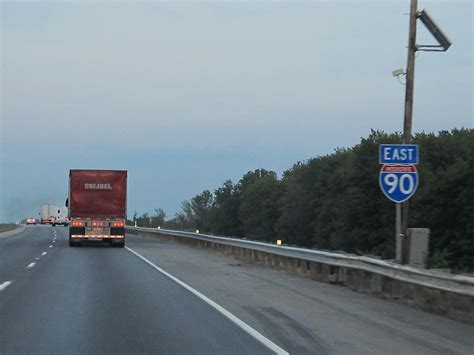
[55,207,69,226]
[40,203,58,225]
[68,169,127,247]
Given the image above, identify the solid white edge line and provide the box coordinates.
[125,246,288,355]
[26,262,36,269]
[0,281,12,291]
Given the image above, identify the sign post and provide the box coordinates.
[379,144,419,264]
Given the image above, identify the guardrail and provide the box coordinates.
[127,226,474,318]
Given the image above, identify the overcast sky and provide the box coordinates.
[1,0,472,222]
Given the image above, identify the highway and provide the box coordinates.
[0,226,279,355]
[1,225,473,354]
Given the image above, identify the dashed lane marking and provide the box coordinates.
[41,252,47,256]
[0,281,12,292]
[26,262,36,269]
[49,245,53,248]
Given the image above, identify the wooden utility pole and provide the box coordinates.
[401,0,418,264]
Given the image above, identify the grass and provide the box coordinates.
[0,223,18,233]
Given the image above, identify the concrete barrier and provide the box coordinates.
[127,226,474,319]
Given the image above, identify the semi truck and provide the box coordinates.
[68,169,127,247]
[40,203,58,225]
[55,207,69,226]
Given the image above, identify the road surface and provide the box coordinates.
[1,225,473,354]
[0,225,279,355]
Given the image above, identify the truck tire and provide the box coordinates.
[69,239,75,247]
[113,240,125,248]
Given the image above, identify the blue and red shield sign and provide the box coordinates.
[379,164,418,203]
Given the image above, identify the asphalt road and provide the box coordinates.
[0,225,280,355]
[2,226,474,355]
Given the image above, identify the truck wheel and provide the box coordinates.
[113,241,125,248]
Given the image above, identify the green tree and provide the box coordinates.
[173,190,215,232]
[411,129,474,270]
[276,163,313,246]
[211,180,242,237]
[238,170,282,241]
[190,190,214,232]
[150,208,166,228]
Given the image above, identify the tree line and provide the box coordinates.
[129,129,473,271]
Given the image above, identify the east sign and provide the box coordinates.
[379,144,418,165]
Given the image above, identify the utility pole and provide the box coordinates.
[400,0,418,264]
[391,1,450,264]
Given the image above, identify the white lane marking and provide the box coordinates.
[35,257,40,260]
[26,262,36,269]
[125,246,288,355]
[41,252,47,256]
[49,245,53,248]
[0,281,12,292]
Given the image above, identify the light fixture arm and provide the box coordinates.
[416,9,452,52]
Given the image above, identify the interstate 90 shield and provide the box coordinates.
[379,164,418,203]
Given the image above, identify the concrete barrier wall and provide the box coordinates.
[127,227,474,320]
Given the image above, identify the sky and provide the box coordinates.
[0,0,472,222]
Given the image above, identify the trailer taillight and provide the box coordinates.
[113,221,125,227]
[71,221,84,227]
[92,221,104,227]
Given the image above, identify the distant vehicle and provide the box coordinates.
[68,169,127,247]
[54,207,69,226]
[26,218,36,225]
[40,203,58,225]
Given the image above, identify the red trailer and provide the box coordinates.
[68,169,127,247]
